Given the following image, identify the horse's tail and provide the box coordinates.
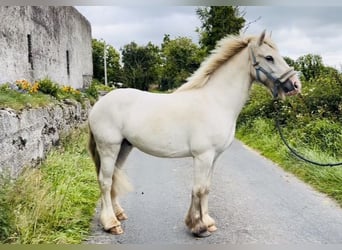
[88,124,101,176]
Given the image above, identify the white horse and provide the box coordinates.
[88,31,301,237]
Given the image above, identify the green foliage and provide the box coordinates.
[160,36,205,90]
[0,171,15,243]
[296,119,342,156]
[1,127,99,243]
[196,6,245,53]
[0,77,102,110]
[296,54,324,81]
[0,83,54,110]
[84,80,99,100]
[92,39,122,85]
[284,56,297,68]
[238,84,275,124]
[58,86,83,103]
[121,42,161,91]
[302,74,342,121]
[38,78,59,97]
[238,78,342,157]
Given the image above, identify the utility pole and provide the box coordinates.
[104,41,108,86]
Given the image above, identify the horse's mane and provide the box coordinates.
[175,34,277,92]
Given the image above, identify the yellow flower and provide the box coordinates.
[29,82,40,94]
[16,79,32,90]
[15,79,40,94]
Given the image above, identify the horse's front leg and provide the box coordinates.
[111,142,133,222]
[185,151,217,237]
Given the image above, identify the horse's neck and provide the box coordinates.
[203,49,252,119]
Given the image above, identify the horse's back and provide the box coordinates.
[88,87,233,158]
[88,88,178,137]
[90,88,141,118]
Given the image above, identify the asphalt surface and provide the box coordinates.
[85,140,342,244]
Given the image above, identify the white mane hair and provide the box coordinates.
[175,34,277,92]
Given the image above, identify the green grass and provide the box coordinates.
[0,88,54,110]
[236,118,342,207]
[0,82,97,111]
[0,127,99,244]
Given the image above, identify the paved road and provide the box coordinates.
[85,140,342,244]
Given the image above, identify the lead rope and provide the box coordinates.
[273,97,342,167]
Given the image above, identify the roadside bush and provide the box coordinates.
[84,81,99,100]
[237,69,342,159]
[302,75,342,122]
[58,85,83,103]
[38,78,59,97]
[238,83,275,125]
[296,119,342,157]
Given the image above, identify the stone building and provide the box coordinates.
[0,6,92,89]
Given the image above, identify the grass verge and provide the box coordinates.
[0,89,55,110]
[0,79,99,111]
[236,118,342,207]
[0,126,99,244]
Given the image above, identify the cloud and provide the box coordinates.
[243,6,342,68]
[76,6,342,69]
[76,6,200,50]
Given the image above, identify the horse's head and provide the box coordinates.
[249,30,301,99]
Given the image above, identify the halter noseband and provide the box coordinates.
[249,45,296,98]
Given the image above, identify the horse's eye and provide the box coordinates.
[265,55,274,62]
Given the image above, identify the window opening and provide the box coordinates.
[27,34,33,70]
[66,50,70,76]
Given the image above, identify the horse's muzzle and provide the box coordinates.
[282,76,301,96]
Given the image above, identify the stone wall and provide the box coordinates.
[0,6,93,89]
[0,101,91,178]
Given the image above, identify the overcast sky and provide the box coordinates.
[75,6,342,69]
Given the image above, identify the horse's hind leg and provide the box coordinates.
[111,139,133,221]
[97,143,124,234]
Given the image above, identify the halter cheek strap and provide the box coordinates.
[249,45,296,98]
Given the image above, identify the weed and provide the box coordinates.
[0,84,53,110]
[0,171,15,243]
[38,78,59,97]
[1,127,99,243]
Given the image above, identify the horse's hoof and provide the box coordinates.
[208,224,217,232]
[192,230,211,238]
[109,225,124,235]
[116,212,128,221]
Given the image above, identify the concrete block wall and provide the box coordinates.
[0,6,93,89]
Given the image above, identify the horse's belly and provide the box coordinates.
[123,120,234,159]
[126,133,191,158]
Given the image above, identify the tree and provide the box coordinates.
[160,35,205,90]
[196,6,245,53]
[284,56,298,70]
[92,39,122,85]
[121,42,161,91]
[296,54,324,81]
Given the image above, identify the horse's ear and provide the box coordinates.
[258,30,266,46]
